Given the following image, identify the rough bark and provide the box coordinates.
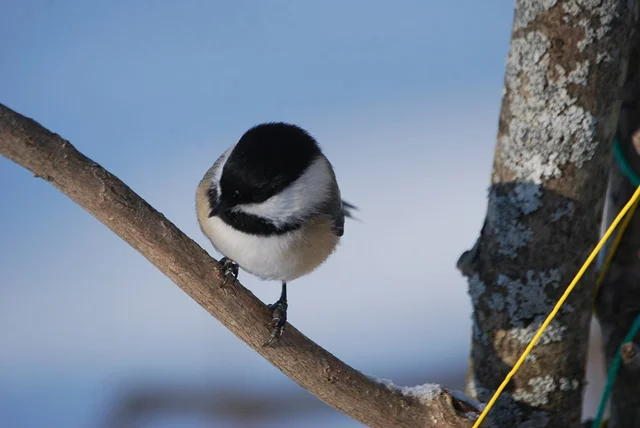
[0,103,479,428]
[457,1,638,426]
[595,27,640,427]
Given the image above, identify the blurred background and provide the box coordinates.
[0,1,608,427]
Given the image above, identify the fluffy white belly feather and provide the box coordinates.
[201,215,338,282]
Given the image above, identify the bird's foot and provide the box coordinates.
[219,257,239,289]
[264,300,287,346]
[263,282,288,346]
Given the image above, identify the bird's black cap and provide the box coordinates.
[219,122,323,205]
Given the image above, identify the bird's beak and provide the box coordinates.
[209,198,229,217]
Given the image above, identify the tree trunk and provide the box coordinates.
[595,24,640,427]
[457,1,638,426]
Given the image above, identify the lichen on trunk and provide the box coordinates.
[458,1,638,426]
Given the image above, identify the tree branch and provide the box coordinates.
[0,103,476,428]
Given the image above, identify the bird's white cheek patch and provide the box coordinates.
[234,156,333,226]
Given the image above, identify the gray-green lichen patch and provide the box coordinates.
[486,184,542,258]
[473,315,490,345]
[468,273,489,345]
[474,386,550,427]
[551,201,575,221]
[498,269,562,322]
[577,19,596,52]
[496,269,567,344]
[500,30,598,183]
[513,0,558,30]
[559,377,580,391]
[488,293,506,311]
[561,0,580,16]
[468,274,486,306]
[564,0,618,52]
[510,319,568,345]
[513,375,557,407]
[597,51,613,63]
[567,61,590,85]
[513,182,542,214]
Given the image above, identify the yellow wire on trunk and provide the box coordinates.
[472,185,640,428]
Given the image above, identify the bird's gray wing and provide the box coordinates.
[323,155,357,237]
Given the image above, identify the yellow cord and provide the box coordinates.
[593,197,639,306]
[590,197,638,428]
[472,185,640,428]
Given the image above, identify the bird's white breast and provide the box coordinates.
[200,214,339,282]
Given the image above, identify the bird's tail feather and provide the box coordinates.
[341,200,360,221]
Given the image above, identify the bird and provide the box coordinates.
[195,122,356,346]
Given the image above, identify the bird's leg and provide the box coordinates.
[264,282,288,346]
[219,257,239,287]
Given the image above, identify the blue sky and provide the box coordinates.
[0,1,591,427]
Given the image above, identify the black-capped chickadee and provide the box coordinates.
[196,122,356,345]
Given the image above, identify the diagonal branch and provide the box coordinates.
[0,103,476,428]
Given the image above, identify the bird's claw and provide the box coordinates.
[263,299,288,347]
[219,257,239,288]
